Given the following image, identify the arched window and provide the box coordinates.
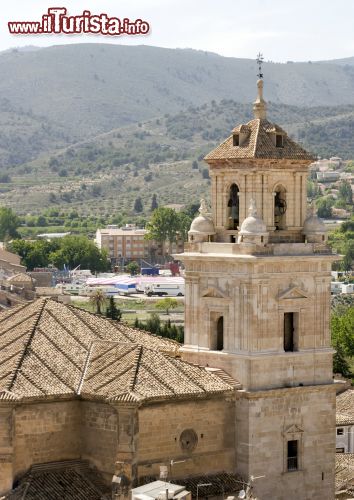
[228,184,239,229]
[274,185,287,230]
[216,316,224,351]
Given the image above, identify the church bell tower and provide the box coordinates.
[178,68,339,499]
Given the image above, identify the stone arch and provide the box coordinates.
[273,184,287,230]
[227,183,240,230]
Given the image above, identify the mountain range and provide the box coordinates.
[0,43,353,217]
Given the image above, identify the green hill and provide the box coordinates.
[1,100,353,220]
[1,43,354,148]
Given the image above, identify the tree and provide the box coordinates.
[106,296,122,321]
[89,289,106,315]
[338,180,353,205]
[331,307,354,358]
[177,212,193,241]
[151,194,158,211]
[333,339,351,376]
[134,197,143,213]
[8,239,60,269]
[342,240,354,273]
[316,196,334,218]
[145,207,179,255]
[49,235,109,272]
[126,261,140,276]
[145,312,161,334]
[155,297,179,315]
[0,207,20,240]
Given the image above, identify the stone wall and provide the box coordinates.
[81,401,118,479]
[136,398,235,481]
[235,384,336,500]
[13,401,81,480]
[181,256,334,390]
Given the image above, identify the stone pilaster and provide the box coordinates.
[0,405,14,495]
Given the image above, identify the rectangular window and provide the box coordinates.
[276,134,283,147]
[287,440,298,471]
[284,312,294,352]
[233,134,239,146]
[337,428,344,436]
[336,448,345,453]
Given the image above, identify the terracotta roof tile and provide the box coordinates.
[205,118,314,161]
[5,460,110,499]
[336,389,354,426]
[0,299,234,403]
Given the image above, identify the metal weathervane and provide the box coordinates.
[256,52,264,79]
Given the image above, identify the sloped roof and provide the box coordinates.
[0,299,233,403]
[5,460,110,499]
[337,389,354,426]
[205,118,314,162]
[7,273,34,283]
[335,453,354,494]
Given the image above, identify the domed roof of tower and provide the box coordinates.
[239,199,267,235]
[189,200,215,235]
[303,208,326,234]
[204,79,314,162]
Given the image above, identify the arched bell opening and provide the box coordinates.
[227,184,239,230]
[274,185,287,230]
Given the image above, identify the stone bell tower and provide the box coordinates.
[178,77,339,499]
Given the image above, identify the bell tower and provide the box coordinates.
[178,68,339,499]
[207,77,312,244]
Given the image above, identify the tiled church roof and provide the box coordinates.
[5,460,110,499]
[0,299,233,403]
[204,118,314,161]
[336,389,354,425]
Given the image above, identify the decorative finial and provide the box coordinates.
[199,199,208,215]
[256,52,264,79]
[253,53,267,120]
[248,198,258,217]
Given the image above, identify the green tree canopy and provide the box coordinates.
[126,261,140,276]
[316,196,335,218]
[134,197,143,213]
[145,207,179,245]
[89,289,106,315]
[9,235,108,272]
[155,297,179,315]
[49,235,108,272]
[338,179,353,205]
[0,207,20,241]
[106,296,122,321]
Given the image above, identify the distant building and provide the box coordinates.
[336,389,354,453]
[95,224,184,264]
[0,247,26,275]
[316,171,340,182]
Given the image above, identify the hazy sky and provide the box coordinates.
[1,0,354,61]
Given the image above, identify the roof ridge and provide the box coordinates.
[85,343,137,382]
[77,342,94,395]
[252,118,261,157]
[7,298,48,391]
[129,344,143,391]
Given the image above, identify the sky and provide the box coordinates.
[1,0,354,61]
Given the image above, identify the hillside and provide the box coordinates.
[1,100,353,219]
[1,43,354,159]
